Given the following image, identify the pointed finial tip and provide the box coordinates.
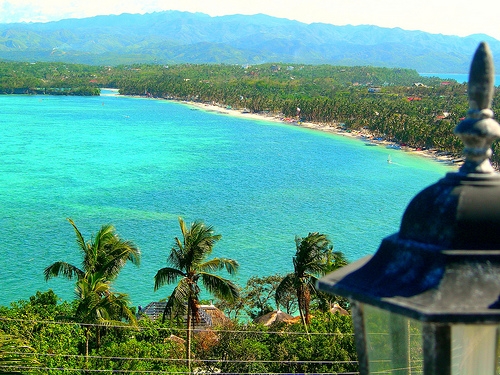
[468,41,495,111]
[454,42,500,174]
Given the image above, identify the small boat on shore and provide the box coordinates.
[386,144,401,150]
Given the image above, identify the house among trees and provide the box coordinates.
[253,309,295,326]
[140,302,229,329]
[139,301,168,320]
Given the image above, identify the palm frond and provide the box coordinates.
[275,273,296,307]
[43,262,84,281]
[67,218,87,255]
[200,272,239,301]
[178,216,188,238]
[98,236,141,279]
[198,258,239,275]
[327,249,349,271]
[64,221,141,281]
[109,239,141,266]
[293,232,332,276]
[100,292,137,326]
[162,279,192,321]
[154,267,185,291]
[171,279,192,303]
[163,291,184,321]
[74,272,137,327]
[168,239,185,270]
[75,272,110,300]
[94,224,116,249]
[178,218,222,269]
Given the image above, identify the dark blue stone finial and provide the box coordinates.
[454,42,500,174]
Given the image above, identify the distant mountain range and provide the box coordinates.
[0,11,499,73]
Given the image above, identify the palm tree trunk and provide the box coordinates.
[298,300,307,327]
[297,284,307,326]
[297,284,310,337]
[96,326,101,350]
[85,326,90,365]
[304,287,311,325]
[186,299,192,373]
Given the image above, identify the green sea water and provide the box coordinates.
[0,91,455,307]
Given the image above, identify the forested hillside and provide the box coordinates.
[0,61,101,95]
[0,11,499,72]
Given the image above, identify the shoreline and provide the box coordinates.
[179,100,462,168]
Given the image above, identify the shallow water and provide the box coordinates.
[0,92,454,307]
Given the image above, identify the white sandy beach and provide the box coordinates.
[181,100,462,167]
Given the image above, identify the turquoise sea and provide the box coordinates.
[0,91,455,307]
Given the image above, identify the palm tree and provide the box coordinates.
[44,218,140,359]
[75,271,137,360]
[154,217,239,370]
[325,248,349,273]
[275,232,332,326]
[316,249,350,312]
[44,218,141,283]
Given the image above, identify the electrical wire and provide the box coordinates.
[0,316,362,374]
[0,316,356,336]
[0,366,360,375]
[2,351,359,365]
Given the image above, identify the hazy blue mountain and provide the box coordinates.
[0,11,498,72]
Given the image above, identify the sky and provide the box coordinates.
[1,0,500,41]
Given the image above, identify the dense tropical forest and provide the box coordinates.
[2,59,498,165]
[0,59,496,373]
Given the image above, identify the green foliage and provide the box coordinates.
[0,284,359,374]
[197,311,357,374]
[0,61,103,95]
[242,275,297,319]
[43,219,141,360]
[0,331,39,374]
[93,338,188,373]
[154,217,240,320]
[276,232,334,325]
[0,291,84,374]
[0,222,354,374]
[2,53,473,368]
[200,329,272,374]
[154,217,240,370]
